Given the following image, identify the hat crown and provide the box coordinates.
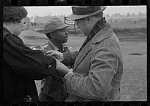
[45,17,63,29]
[44,17,68,33]
[68,6,106,20]
[72,6,102,15]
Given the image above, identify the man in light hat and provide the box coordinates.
[38,17,78,102]
[50,6,123,101]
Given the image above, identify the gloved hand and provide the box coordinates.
[46,50,64,62]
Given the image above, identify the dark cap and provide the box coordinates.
[3,6,28,22]
[43,17,69,34]
[68,6,106,20]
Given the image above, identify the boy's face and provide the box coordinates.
[53,28,69,44]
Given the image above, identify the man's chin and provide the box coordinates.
[62,40,67,43]
[64,37,68,41]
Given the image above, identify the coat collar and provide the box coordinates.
[78,18,106,53]
[92,23,112,44]
[47,40,59,51]
[47,40,68,52]
[74,23,113,70]
[3,27,11,38]
[74,39,92,70]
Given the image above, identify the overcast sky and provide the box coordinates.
[24,6,146,17]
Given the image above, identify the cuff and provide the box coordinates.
[64,69,73,79]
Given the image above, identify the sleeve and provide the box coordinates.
[62,51,78,66]
[3,34,56,80]
[64,46,118,100]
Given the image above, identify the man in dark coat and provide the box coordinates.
[3,6,57,102]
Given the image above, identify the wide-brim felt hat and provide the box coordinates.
[68,6,106,20]
[43,17,69,34]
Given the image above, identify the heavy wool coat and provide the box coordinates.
[64,23,123,101]
[3,28,56,102]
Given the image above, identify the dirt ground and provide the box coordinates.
[19,30,147,101]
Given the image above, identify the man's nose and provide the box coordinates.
[65,30,69,34]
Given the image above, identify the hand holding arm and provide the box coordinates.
[55,59,72,77]
[46,50,64,62]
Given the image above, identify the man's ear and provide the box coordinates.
[87,17,91,26]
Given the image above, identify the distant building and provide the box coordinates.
[64,17,75,25]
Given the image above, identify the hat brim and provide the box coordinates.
[43,24,69,33]
[54,24,69,31]
[68,6,106,20]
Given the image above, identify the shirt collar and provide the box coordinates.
[48,40,67,52]
[48,40,59,51]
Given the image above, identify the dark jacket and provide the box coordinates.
[35,40,78,102]
[3,28,56,102]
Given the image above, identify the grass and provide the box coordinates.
[19,26,147,101]
[120,41,147,101]
[109,20,146,29]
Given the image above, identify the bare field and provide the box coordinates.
[109,20,146,29]
[19,28,147,101]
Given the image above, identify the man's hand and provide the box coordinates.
[56,59,71,77]
[46,50,64,62]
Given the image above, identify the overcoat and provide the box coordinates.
[64,23,123,101]
[3,28,56,102]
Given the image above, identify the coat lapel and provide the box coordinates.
[74,39,92,70]
[92,25,112,44]
[3,27,11,39]
[74,24,112,70]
